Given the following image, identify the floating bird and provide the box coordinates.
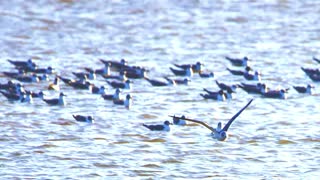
[0,90,22,101]
[31,66,55,74]
[43,92,66,105]
[244,71,261,81]
[239,82,267,94]
[8,59,36,69]
[142,121,172,131]
[172,115,187,125]
[104,71,128,82]
[102,88,121,101]
[262,89,287,99]
[72,69,96,80]
[293,84,314,95]
[2,69,25,78]
[201,89,226,101]
[113,94,132,109]
[13,74,40,83]
[92,85,106,95]
[174,61,203,73]
[107,80,131,89]
[28,91,45,99]
[169,99,253,141]
[100,58,128,72]
[199,72,214,78]
[227,66,252,76]
[86,62,111,76]
[124,68,148,79]
[72,115,94,123]
[308,74,320,82]
[0,80,16,91]
[170,65,193,77]
[301,67,320,77]
[48,76,60,91]
[144,77,175,87]
[216,80,238,91]
[226,56,250,67]
[164,77,190,85]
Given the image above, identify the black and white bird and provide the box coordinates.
[92,85,106,95]
[102,88,121,101]
[225,56,250,67]
[170,99,253,141]
[107,80,131,89]
[174,61,203,73]
[169,65,193,77]
[72,115,94,123]
[172,115,187,125]
[113,94,132,109]
[199,72,214,78]
[262,89,287,99]
[144,77,175,87]
[201,89,226,101]
[293,84,315,95]
[142,121,172,131]
[43,92,66,105]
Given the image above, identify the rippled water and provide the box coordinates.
[1,0,320,179]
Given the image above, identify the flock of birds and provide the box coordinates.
[1,56,319,141]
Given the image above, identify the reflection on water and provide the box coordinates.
[0,0,320,179]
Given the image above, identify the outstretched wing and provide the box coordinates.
[169,115,215,132]
[222,99,253,132]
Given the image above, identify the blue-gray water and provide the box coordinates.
[0,0,319,179]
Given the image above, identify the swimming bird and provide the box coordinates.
[174,61,203,73]
[172,115,187,125]
[313,57,320,63]
[92,85,106,95]
[102,88,121,101]
[293,84,314,94]
[124,67,148,79]
[100,58,128,72]
[199,72,214,78]
[164,77,190,85]
[142,121,172,131]
[85,62,111,77]
[239,82,267,94]
[0,80,16,91]
[43,92,66,105]
[31,66,55,74]
[144,77,175,87]
[169,65,193,77]
[73,69,96,80]
[30,91,45,100]
[2,69,26,78]
[113,94,132,109]
[307,74,320,82]
[225,56,250,67]
[0,90,23,101]
[8,59,36,69]
[107,80,131,89]
[216,80,238,91]
[169,99,253,141]
[72,115,94,123]
[262,89,287,99]
[227,66,252,76]
[13,74,40,83]
[301,67,320,77]
[48,76,60,91]
[244,71,261,81]
[201,89,226,101]
[104,71,128,82]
